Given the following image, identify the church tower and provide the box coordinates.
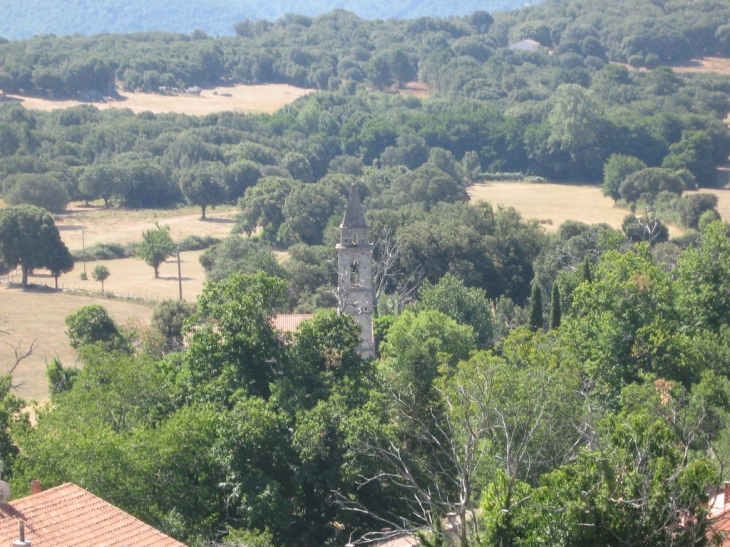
[337,185,375,359]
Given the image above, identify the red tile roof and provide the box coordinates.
[0,483,186,547]
[272,314,313,332]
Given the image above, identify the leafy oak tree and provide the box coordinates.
[0,205,72,287]
[179,162,228,220]
[137,222,175,278]
[91,264,110,292]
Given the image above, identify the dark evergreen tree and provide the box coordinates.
[550,283,561,330]
[528,282,543,332]
[582,257,592,284]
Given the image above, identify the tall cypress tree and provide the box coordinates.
[529,282,543,332]
[582,256,592,283]
[550,283,561,329]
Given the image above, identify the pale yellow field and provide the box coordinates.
[671,57,730,76]
[691,187,730,220]
[23,249,209,302]
[1,203,231,402]
[4,83,313,115]
[468,182,630,231]
[55,204,237,251]
[1,247,209,402]
[0,287,152,401]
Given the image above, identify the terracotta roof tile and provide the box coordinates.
[0,483,186,547]
[272,314,313,332]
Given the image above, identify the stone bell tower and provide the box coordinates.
[337,185,375,359]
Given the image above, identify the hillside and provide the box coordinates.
[0,0,538,39]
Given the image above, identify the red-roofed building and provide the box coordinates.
[272,314,314,333]
[0,482,186,547]
[708,483,730,545]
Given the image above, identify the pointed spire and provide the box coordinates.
[341,185,368,228]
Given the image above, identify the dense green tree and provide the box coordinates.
[549,283,561,329]
[78,164,123,207]
[225,159,261,201]
[179,162,228,219]
[561,245,692,400]
[91,264,110,292]
[199,236,286,282]
[602,154,647,201]
[181,272,287,403]
[528,282,543,332]
[366,55,392,90]
[387,49,416,87]
[46,358,79,397]
[675,221,730,333]
[416,274,494,348]
[137,222,175,278]
[64,305,126,350]
[380,309,474,407]
[619,167,684,203]
[582,255,592,283]
[281,152,315,183]
[151,300,197,344]
[46,237,74,288]
[0,205,72,286]
[547,84,604,179]
[282,243,337,311]
[237,176,298,238]
[516,378,725,547]
[663,130,718,188]
[676,193,719,229]
[3,173,70,212]
[282,183,344,245]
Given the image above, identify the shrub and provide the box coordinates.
[677,193,719,229]
[176,235,221,251]
[619,168,683,203]
[3,174,70,212]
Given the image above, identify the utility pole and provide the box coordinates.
[82,227,87,276]
[177,245,183,301]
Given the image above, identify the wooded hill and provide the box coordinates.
[2,1,730,546]
[1,0,730,100]
[0,0,533,40]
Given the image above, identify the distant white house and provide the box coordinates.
[509,39,543,51]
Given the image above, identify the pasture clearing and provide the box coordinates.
[691,187,730,220]
[0,287,151,402]
[1,202,230,401]
[4,83,313,115]
[55,203,237,251]
[468,182,630,231]
[671,57,730,76]
[26,249,209,302]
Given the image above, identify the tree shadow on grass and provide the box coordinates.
[199,217,235,224]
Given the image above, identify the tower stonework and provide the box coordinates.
[337,186,375,359]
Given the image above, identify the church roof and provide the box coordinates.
[341,185,368,228]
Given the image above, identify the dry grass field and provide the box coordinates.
[671,57,730,75]
[468,182,630,231]
[1,203,232,402]
[1,248,210,403]
[0,287,151,402]
[23,249,209,302]
[4,83,313,115]
[55,203,237,251]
